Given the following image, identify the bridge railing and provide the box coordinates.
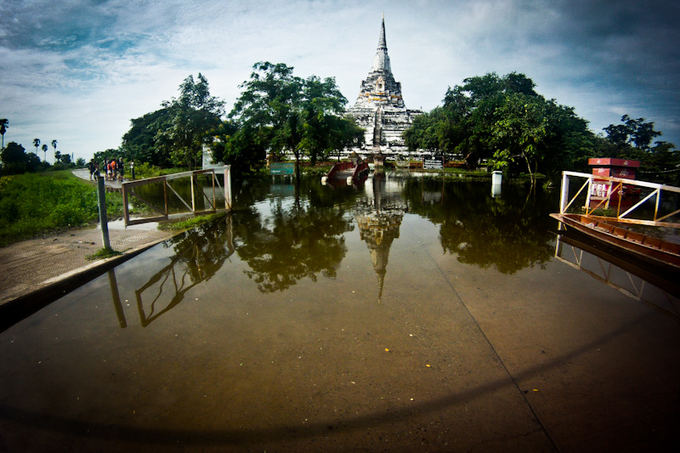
[121,166,231,227]
[558,171,680,228]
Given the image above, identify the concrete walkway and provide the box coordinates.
[0,169,176,309]
[72,167,124,189]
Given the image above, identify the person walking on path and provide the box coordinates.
[118,158,125,181]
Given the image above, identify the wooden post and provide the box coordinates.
[122,183,129,227]
[97,176,111,250]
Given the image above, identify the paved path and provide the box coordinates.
[72,167,124,189]
[0,170,175,306]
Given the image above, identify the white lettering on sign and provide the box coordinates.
[590,182,611,198]
[423,159,443,169]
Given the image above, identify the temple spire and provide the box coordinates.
[378,15,387,50]
[372,16,391,73]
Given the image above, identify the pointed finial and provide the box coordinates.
[378,14,387,50]
[371,15,392,72]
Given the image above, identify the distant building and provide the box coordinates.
[347,16,422,158]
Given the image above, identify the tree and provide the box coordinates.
[228,62,360,176]
[490,94,591,183]
[93,148,123,166]
[403,72,593,178]
[228,62,303,174]
[156,73,225,169]
[1,142,40,175]
[33,138,41,158]
[42,144,49,163]
[204,119,238,166]
[603,115,662,152]
[121,108,174,167]
[599,114,679,185]
[51,139,58,155]
[120,74,224,169]
[326,115,365,161]
[0,119,8,149]
[297,75,359,166]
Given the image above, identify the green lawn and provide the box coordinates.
[0,170,123,246]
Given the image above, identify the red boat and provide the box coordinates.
[322,160,370,186]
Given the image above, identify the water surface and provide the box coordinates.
[1,174,678,451]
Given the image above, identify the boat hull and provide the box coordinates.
[551,213,680,269]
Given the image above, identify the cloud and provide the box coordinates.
[1,0,679,160]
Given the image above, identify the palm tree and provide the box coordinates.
[0,119,8,149]
[42,144,48,163]
[51,139,57,154]
[33,138,41,157]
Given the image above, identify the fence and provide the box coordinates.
[121,166,232,227]
[558,171,680,228]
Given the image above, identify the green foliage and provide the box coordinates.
[603,115,661,151]
[158,212,226,231]
[118,74,224,169]
[131,162,186,179]
[1,142,41,175]
[226,62,363,177]
[93,148,125,166]
[157,73,225,169]
[403,72,594,181]
[0,118,8,148]
[86,247,122,260]
[0,171,123,246]
[599,115,679,185]
[120,108,174,166]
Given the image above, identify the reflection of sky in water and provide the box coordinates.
[0,176,678,450]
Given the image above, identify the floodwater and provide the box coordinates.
[1,174,679,452]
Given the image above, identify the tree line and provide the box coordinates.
[111,66,678,184]
[0,119,83,176]
[403,72,679,185]
[4,65,677,184]
[102,63,364,178]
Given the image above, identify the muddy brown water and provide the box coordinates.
[1,175,679,452]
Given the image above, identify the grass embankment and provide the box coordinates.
[132,162,187,179]
[0,170,123,247]
[158,212,226,231]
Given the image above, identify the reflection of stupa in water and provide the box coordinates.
[355,175,406,302]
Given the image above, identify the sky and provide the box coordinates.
[1,0,679,163]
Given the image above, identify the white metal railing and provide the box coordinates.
[121,166,232,226]
[558,171,680,228]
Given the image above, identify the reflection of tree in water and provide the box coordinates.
[232,196,354,293]
[403,178,556,274]
[133,215,235,326]
[354,175,406,302]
